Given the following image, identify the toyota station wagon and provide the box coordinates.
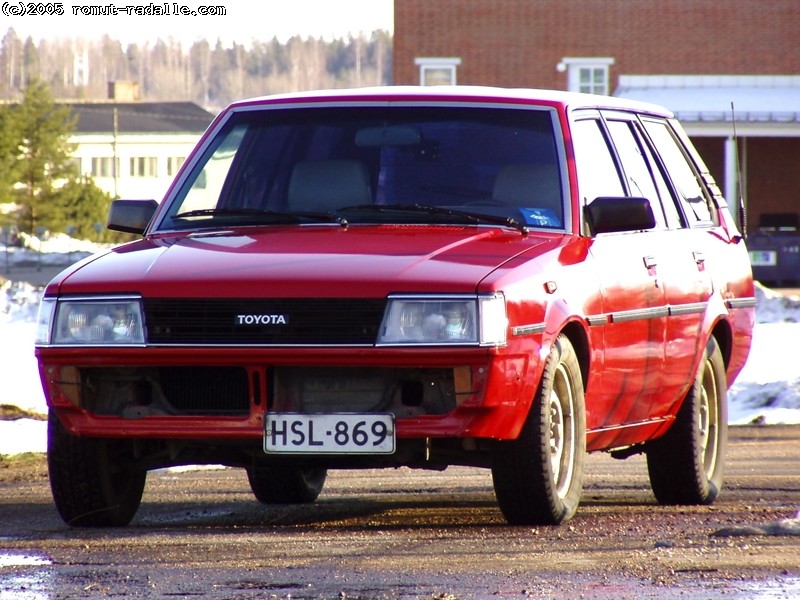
[35,86,756,527]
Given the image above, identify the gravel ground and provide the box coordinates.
[1,426,799,599]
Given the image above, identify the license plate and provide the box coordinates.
[264,413,395,455]
[749,250,777,266]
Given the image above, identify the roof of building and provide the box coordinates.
[61,101,216,135]
[615,75,800,125]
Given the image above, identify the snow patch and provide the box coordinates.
[2,239,799,456]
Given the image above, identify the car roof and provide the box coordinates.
[227,85,674,118]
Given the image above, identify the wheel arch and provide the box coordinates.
[710,317,733,370]
[558,320,591,393]
[665,319,732,426]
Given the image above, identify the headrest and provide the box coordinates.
[287,160,371,212]
[492,163,561,212]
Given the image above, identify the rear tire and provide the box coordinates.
[247,463,327,504]
[646,336,727,505]
[47,411,146,527]
[491,334,586,525]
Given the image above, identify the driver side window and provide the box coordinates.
[571,118,625,206]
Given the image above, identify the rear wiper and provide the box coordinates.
[338,203,528,234]
[173,207,348,226]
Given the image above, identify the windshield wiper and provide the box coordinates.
[174,208,294,219]
[172,207,348,226]
[338,203,529,234]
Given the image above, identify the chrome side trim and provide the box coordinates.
[587,315,609,326]
[726,297,757,310]
[667,302,707,316]
[586,300,711,326]
[511,324,546,337]
[609,306,670,323]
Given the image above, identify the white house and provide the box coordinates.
[65,87,216,201]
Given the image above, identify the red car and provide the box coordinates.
[35,87,755,527]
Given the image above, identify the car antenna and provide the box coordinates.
[731,101,747,240]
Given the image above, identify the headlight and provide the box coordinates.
[377,294,507,346]
[37,296,145,346]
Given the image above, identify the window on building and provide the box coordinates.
[67,157,83,176]
[559,57,614,95]
[167,156,186,177]
[415,57,461,86]
[91,157,119,178]
[130,157,158,177]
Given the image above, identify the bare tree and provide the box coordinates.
[1,29,23,93]
[0,28,392,105]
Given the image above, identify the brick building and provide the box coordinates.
[393,0,800,236]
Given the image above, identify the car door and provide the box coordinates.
[604,114,713,423]
[570,114,668,436]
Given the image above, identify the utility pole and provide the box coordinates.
[113,106,118,198]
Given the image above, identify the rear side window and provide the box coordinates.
[604,119,685,229]
[605,120,667,228]
[642,119,716,227]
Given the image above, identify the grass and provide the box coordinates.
[0,451,48,483]
[0,404,46,421]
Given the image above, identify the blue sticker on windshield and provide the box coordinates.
[521,208,561,228]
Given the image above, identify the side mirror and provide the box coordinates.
[586,196,656,235]
[107,199,159,235]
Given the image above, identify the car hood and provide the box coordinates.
[50,225,556,298]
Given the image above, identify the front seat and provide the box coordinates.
[492,162,562,219]
[287,160,372,212]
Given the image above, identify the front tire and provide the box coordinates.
[247,463,327,504]
[646,336,727,505]
[491,334,586,525]
[47,411,146,527]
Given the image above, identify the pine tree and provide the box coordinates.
[55,175,130,243]
[13,80,76,233]
[0,105,20,206]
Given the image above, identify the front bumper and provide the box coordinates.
[37,345,539,443]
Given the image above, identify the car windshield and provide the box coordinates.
[159,105,565,232]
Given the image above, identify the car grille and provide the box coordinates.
[143,298,386,345]
[80,366,250,417]
[159,367,249,415]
